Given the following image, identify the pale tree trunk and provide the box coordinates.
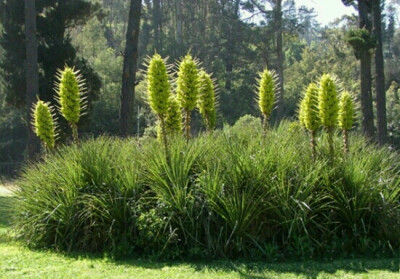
[372,0,388,145]
[25,0,40,159]
[120,0,142,136]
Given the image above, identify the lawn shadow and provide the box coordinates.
[0,195,14,228]
[109,256,399,279]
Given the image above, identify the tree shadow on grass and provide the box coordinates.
[0,195,14,228]
[109,256,399,279]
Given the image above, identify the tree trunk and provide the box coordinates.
[153,0,161,51]
[120,0,142,137]
[25,0,40,159]
[275,0,284,121]
[176,0,183,56]
[372,0,388,145]
[358,0,375,139]
[225,0,240,92]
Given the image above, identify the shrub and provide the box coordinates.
[13,122,400,259]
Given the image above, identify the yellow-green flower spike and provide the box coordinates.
[55,66,85,142]
[165,95,182,136]
[318,74,339,129]
[256,68,276,133]
[147,54,171,116]
[318,74,339,159]
[299,83,321,160]
[32,100,57,149]
[56,66,83,124]
[177,54,199,111]
[338,91,354,131]
[198,70,217,131]
[303,83,320,132]
[176,54,200,140]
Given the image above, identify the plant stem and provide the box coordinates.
[310,130,316,161]
[327,127,334,162]
[343,129,349,154]
[263,114,268,136]
[185,109,191,142]
[159,115,170,162]
[71,123,78,143]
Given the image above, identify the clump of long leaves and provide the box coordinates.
[13,120,400,259]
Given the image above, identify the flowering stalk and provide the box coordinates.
[32,100,57,152]
[55,66,86,142]
[318,74,339,160]
[256,68,277,135]
[299,83,320,160]
[198,70,217,132]
[177,54,199,141]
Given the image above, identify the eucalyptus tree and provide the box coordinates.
[120,0,142,136]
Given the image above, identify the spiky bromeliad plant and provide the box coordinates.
[198,70,217,132]
[147,54,171,152]
[256,68,276,134]
[299,83,321,160]
[32,100,57,151]
[318,74,339,159]
[338,91,354,154]
[177,54,200,141]
[55,66,86,142]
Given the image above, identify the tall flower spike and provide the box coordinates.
[198,70,217,132]
[146,53,171,154]
[55,66,86,142]
[257,68,277,134]
[300,83,321,160]
[176,54,200,141]
[165,95,182,136]
[318,74,339,159]
[32,100,57,150]
[338,91,354,154]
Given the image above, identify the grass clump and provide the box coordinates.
[12,119,400,260]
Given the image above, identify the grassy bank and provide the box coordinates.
[1,188,400,278]
[11,119,400,259]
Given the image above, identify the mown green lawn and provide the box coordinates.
[1,186,399,279]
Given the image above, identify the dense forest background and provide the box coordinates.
[0,0,400,174]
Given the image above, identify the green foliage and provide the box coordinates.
[56,67,84,125]
[256,68,276,128]
[14,137,142,257]
[318,74,339,129]
[346,29,377,55]
[32,100,57,150]
[198,70,217,131]
[338,91,354,131]
[300,83,320,132]
[147,54,170,116]
[13,122,400,259]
